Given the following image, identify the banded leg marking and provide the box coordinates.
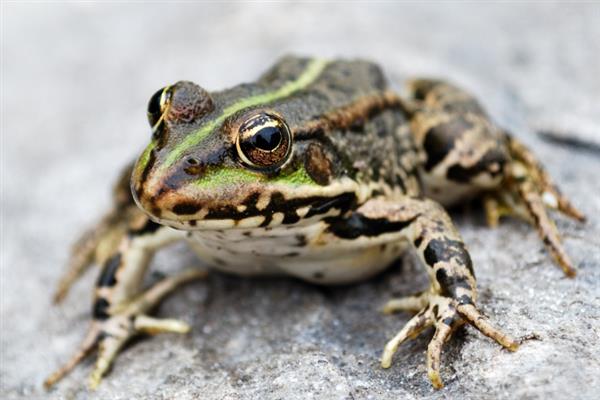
[45,223,205,389]
[404,78,585,277]
[354,198,518,389]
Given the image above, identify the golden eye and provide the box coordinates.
[236,112,292,170]
[147,86,171,128]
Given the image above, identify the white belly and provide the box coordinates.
[183,221,410,285]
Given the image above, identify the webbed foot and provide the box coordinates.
[381,290,518,389]
[484,135,585,277]
[44,268,207,390]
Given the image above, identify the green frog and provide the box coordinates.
[45,56,585,390]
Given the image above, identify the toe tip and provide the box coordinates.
[43,378,55,391]
[380,355,392,369]
[88,374,101,391]
[428,370,444,389]
[564,268,577,278]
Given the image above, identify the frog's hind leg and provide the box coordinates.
[495,135,584,276]
[407,79,585,277]
[338,198,519,389]
[45,217,207,390]
[507,136,585,222]
[53,162,140,303]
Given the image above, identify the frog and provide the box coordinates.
[44,56,585,390]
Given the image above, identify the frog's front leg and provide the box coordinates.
[342,197,519,389]
[44,217,207,390]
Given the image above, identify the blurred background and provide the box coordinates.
[2,3,600,399]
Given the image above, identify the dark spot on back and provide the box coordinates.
[423,116,473,171]
[446,148,508,183]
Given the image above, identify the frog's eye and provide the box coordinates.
[236,112,292,170]
[147,86,171,127]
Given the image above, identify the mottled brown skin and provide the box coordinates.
[408,79,584,276]
[46,56,584,390]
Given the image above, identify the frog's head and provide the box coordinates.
[131,59,363,230]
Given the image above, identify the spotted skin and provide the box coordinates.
[47,56,583,390]
[407,79,584,276]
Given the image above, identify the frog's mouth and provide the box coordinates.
[132,166,359,231]
[137,185,358,231]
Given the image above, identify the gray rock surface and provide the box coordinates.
[2,3,600,399]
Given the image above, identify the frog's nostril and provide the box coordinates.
[184,159,206,176]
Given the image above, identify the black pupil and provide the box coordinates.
[251,126,282,151]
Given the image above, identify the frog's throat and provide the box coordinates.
[135,58,330,179]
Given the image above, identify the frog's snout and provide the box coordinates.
[130,161,164,221]
[131,157,205,223]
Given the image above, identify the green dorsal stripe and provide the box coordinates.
[160,58,329,170]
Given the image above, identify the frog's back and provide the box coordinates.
[213,56,423,198]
